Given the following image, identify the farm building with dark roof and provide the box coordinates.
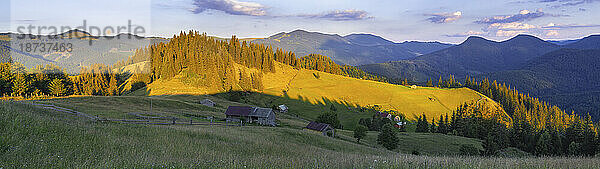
[305,121,335,137]
[225,106,276,126]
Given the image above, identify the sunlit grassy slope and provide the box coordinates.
[147,62,500,121]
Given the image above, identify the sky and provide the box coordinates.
[1,0,599,43]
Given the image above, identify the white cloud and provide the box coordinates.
[476,9,546,24]
[426,11,462,23]
[300,10,373,21]
[192,0,267,16]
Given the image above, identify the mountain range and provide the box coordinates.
[0,30,166,73]
[251,30,453,65]
[359,34,600,120]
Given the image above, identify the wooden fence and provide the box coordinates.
[25,102,243,127]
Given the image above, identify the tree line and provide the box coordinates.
[2,31,388,98]
[146,31,387,93]
[413,76,599,156]
[0,61,127,97]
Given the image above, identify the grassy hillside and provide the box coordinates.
[2,100,599,168]
[146,62,498,124]
[336,130,484,156]
[7,95,486,157]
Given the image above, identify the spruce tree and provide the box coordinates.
[11,74,28,96]
[426,79,433,87]
[430,117,436,133]
[107,74,118,96]
[0,62,13,96]
[416,114,430,133]
[377,123,399,150]
[49,78,66,96]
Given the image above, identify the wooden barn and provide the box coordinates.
[224,106,276,126]
[305,121,335,137]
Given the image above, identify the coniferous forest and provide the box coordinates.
[408,76,599,156]
[147,31,386,93]
[1,31,386,97]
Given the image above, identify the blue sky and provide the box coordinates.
[1,0,599,43]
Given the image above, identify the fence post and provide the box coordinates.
[190,117,193,125]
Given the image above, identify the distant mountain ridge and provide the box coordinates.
[252,30,453,65]
[0,30,167,73]
[358,34,600,120]
[359,34,561,81]
[563,35,600,49]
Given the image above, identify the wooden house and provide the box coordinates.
[305,121,335,137]
[225,106,276,126]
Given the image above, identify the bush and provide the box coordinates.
[316,112,342,129]
[568,142,582,156]
[459,144,480,156]
[353,125,367,143]
[377,123,399,150]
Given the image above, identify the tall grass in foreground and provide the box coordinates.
[1,101,599,168]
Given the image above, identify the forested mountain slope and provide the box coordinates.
[359,35,560,82]
[481,49,600,120]
[251,30,452,65]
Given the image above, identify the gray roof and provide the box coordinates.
[306,121,333,131]
[250,107,274,118]
[225,106,273,118]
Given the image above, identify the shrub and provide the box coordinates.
[377,123,399,150]
[316,112,342,129]
[353,125,367,143]
[568,142,581,156]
